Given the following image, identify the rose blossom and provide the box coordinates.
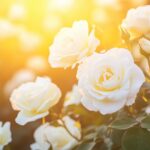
[77,48,145,114]
[10,77,61,125]
[49,20,100,68]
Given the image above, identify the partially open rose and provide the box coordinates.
[121,6,150,40]
[121,5,150,77]
[49,20,100,69]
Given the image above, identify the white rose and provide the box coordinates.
[121,5,150,77]
[64,85,81,107]
[77,48,145,115]
[30,123,50,150]
[121,5,150,39]
[49,20,100,69]
[0,122,12,150]
[10,77,61,125]
[31,116,81,150]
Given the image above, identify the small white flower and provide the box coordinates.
[10,77,61,125]
[31,116,81,150]
[64,85,81,107]
[30,123,50,150]
[121,5,150,39]
[49,20,100,69]
[0,122,12,150]
[77,48,145,115]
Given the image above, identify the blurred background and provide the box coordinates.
[0,0,150,149]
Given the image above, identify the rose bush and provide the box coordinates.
[5,11,150,150]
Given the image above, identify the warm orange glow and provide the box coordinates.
[0,0,149,149]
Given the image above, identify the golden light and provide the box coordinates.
[0,0,149,149]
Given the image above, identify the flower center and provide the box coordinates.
[99,68,113,83]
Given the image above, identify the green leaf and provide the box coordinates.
[122,127,150,150]
[83,133,97,141]
[136,113,146,122]
[109,117,138,130]
[141,115,150,129]
[92,142,108,150]
[111,129,124,148]
[83,125,97,134]
[75,142,96,150]
[96,125,107,135]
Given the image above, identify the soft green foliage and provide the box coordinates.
[122,127,150,150]
[141,115,150,129]
[75,142,96,150]
[110,117,138,130]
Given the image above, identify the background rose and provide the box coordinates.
[10,77,61,125]
[121,5,150,40]
[121,5,150,77]
[0,122,12,150]
[77,48,145,114]
[49,20,100,69]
